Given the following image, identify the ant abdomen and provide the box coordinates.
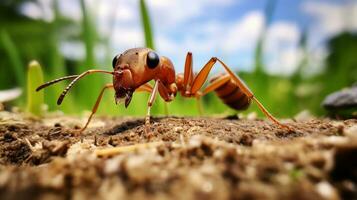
[210,75,251,110]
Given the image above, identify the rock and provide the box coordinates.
[322,85,357,118]
[0,88,22,103]
[323,85,357,110]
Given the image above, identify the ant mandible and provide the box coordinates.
[37,47,291,134]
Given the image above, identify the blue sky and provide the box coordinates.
[21,0,357,75]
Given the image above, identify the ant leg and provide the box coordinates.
[200,74,231,96]
[190,57,291,130]
[138,82,172,119]
[135,82,153,93]
[190,58,252,97]
[78,83,114,134]
[188,59,230,116]
[57,70,114,105]
[145,80,159,135]
[182,52,206,114]
[183,52,194,91]
[157,81,175,102]
[190,58,217,94]
[215,59,291,130]
[194,74,231,116]
[157,81,176,117]
[251,96,291,129]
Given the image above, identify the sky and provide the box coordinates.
[21,0,357,76]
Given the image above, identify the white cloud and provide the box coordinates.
[303,45,327,76]
[20,0,54,22]
[266,48,303,75]
[153,12,265,73]
[265,22,300,51]
[264,22,301,75]
[156,11,302,75]
[60,41,85,60]
[111,28,144,50]
[58,0,82,21]
[57,0,142,60]
[148,0,236,26]
[96,0,138,24]
[221,11,264,52]
[300,1,357,76]
[302,1,357,36]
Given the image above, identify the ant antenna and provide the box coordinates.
[36,75,79,91]
[57,70,114,105]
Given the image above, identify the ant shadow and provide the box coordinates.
[104,117,166,135]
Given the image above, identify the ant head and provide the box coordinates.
[112,48,162,107]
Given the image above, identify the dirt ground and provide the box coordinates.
[0,111,356,200]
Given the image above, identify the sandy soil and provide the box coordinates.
[0,111,356,200]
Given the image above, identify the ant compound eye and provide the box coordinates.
[146,51,160,69]
[112,55,119,68]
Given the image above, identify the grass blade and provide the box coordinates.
[80,0,96,70]
[140,0,155,49]
[27,60,44,116]
[249,0,278,116]
[49,0,66,76]
[0,30,25,87]
[139,0,170,115]
[253,0,277,73]
[78,0,103,108]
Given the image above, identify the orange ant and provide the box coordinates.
[37,48,291,134]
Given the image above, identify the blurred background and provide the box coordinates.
[0,0,356,118]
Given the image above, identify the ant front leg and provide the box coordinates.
[80,82,154,134]
[135,82,153,93]
[144,80,160,137]
[188,57,292,131]
[181,52,204,115]
[183,52,194,92]
[78,83,114,134]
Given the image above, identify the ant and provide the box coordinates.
[37,48,291,134]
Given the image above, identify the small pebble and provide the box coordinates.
[294,110,315,122]
[316,181,338,200]
[344,125,357,138]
